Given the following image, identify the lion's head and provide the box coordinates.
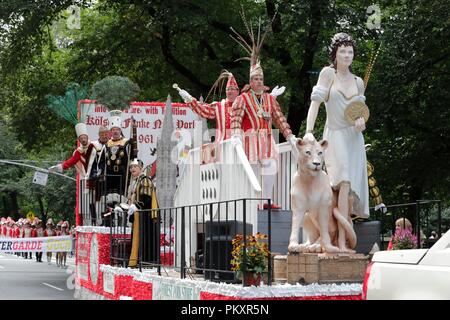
[296,138,328,174]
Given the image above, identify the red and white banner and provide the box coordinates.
[0,236,73,253]
[79,100,199,168]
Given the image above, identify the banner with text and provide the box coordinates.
[0,236,73,253]
[79,100,199,168]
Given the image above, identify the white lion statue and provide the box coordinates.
[288,138,356,253]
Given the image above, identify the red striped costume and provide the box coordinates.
[231,91,292,162]
[62,143,96,178]
[188,98,233,142]
[44,228,56,237]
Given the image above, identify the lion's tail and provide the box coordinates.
[332,207,357,249]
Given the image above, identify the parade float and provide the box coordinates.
[71,26,385,300]
[72,93,380,300]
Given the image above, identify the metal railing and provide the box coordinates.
[108,197,273,286]
[370,200,447,249]
[78,174,126,226]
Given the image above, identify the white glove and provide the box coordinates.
[288,135,297,147]
[303,132,315,142]
[355,117,366,132]
[128,204,138,216]
[113,206,124,216]
[270,85,286,98]
[231,134,243,147]
[375,203,387,214]
[48,164,63,173]
[178,89,193,103]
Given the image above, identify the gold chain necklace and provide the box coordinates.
[251,90,270,120]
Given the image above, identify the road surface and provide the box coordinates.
[0,252,75,300]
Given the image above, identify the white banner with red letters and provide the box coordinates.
[79,100,199,168]
[0,236,73,253]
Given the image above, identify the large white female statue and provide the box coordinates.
[303,33,369,252]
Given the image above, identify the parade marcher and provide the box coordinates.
[4,217,12,238]
[55,221,63,266]
[13,220,21,256]
[230,20,297,209]
[31,218,44,262]
[48,123,97,179]
[115,158,158,268]
[44,219,56,264]
[59,221,69,268]
[0,217,6,238]
[178,71,240,142]
[22,219,33,259]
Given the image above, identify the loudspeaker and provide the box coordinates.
[203,221,252,282]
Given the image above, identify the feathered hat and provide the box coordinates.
[205,70,240,102]
[230,10,275,80]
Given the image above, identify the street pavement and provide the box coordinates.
[0,252,76,300]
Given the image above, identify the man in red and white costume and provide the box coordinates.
[231,61,297,209]
[178,72,240,142]
[44,219,56,264]
[48,123,96,179]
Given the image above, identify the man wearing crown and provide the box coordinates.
[48,123,96,179]
[119,158,159,268]
[230,25,297,209]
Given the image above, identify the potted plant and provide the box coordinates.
[231,232,270,286]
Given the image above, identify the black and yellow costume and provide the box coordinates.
[128,173,159,267]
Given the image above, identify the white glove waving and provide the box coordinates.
[270,85,286,98]
[178,89,193,103]
[48,164,63,173]
[355,117,366,132]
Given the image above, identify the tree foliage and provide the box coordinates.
[0,0,448,221]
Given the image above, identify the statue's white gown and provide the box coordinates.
[313,73,370,218]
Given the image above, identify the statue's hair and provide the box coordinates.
[329,33,357,69]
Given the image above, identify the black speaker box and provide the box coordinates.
[203,221,252,282]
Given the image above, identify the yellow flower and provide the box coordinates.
[230,233,270,277]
